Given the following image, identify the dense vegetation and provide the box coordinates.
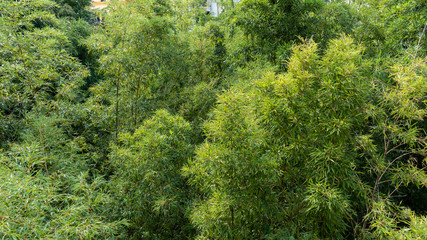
[0,0,426,239]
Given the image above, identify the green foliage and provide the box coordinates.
[54,0,91,18]
[0,0,426,239]
[231,0,343,62]
[184,86,282,239]
[0,0,88,147]
[357,56,427,236]
[307,1,360,49]
[110,110,195,239]
[304,181,353,238]
[355,0,427,57]
[179,81,218,143]
[365,201,427,239]
[233,0,322,43]
[85,0,230,140]
[87,0,191,135]
[185,35,426,238]
[0,114,125,239]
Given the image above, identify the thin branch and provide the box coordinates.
[383,129,388,160]
[374,152,412,200]
[378,152,412,185]
[389,194,407,198]
[385,143,405,155]
[0,215,23,225]
[0,214,36,231]
[414,22,427,59]
[355,139,378,165]
[386,180,404,201]
[379,179,393,184]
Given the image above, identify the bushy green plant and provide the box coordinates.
[0,0,88,146]
[110,110,195,239]
[185,35,426,238]
[354,0,427,57]
[0,115,125,239]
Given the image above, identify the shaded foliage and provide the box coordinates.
[110,110,195,239]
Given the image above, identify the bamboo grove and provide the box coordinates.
[0,0,426,239]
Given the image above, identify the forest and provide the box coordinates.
[0,0,426,239]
